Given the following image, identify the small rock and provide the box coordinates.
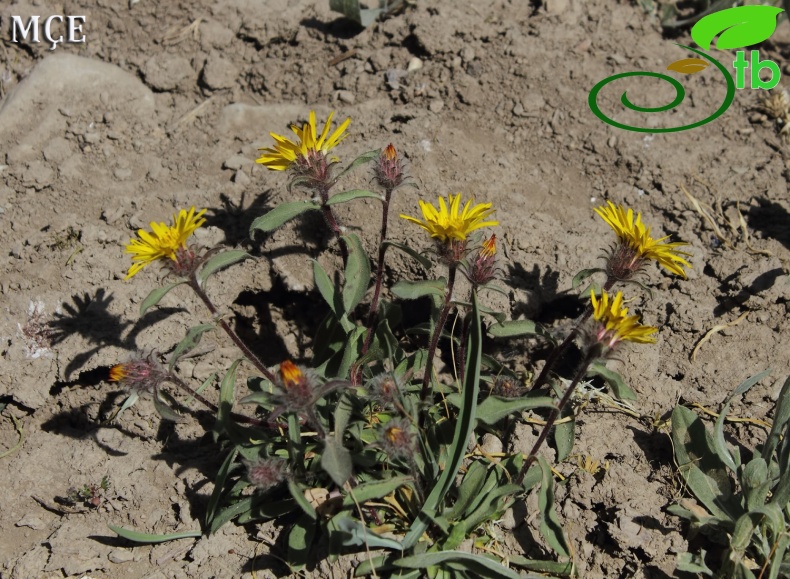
[143,54,193,91]
[233,169,250,186]
[223,154,249,171]
[545,0,570,14]
[607,136,617,148]
[500,508,518,530]
[16,514,45,530]
[407,57,423,72]
[108,549,135,564]
[114,167,133,181]
[460,47,475,63]
[429,99,444,113]
[335,90,355,104]
[84,131,101,144]
[201,53,238,90]
[480,433,503,455]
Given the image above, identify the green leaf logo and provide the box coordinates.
[691,5,784,50]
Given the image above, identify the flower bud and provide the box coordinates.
[108,354,168,395]
[374,144,405,190]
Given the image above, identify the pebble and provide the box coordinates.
[143,54,193,91]
[335,90,355,104]
[429,99,444,113]
[223,154,249,171]
[201,53,238,90]
[407,57,423,72]
[233,169,250,186]
[114,167,133,181]
[43,137,73,163]
[108,549,135,564]
[480,433,503,455]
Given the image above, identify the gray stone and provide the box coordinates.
[201,53,238,90]
[143,54,194,91]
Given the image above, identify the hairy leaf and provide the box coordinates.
[249,201,320,234]
[140,281,185,315]
[198,250,252,285]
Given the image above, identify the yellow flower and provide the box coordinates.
[480,234,497,258]
[400,193,498,243]
[279,360,304,389]
[595,200,691,278]
[590,290,657,348]
[124,207,206,279]
[108,364,127,382]
[256,110,351,171]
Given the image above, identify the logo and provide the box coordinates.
[589,5,783,133]
[9,15,86,51]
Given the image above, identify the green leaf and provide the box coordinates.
[763,375,790,463]
[140,281,186,316]
[330,514,404,550]
[537,456,570,558]
[572,268,605,290]
[115,392,139,419]
[341,475,413,508]
[198,250,251,285]
[714,370,771,472]
[671,405,740,520]
[587,361,637,401]
[341,233,371,313]
[393,551,521,579]
[287,480,318,519]
[487,319,551,341]
[205,448,239,529]
[676,550,714,575]
[313,260,353,332]
[153,390,184,422]
[445,461,488,520]
[553,404,576,463]
[168,323,215,371]
[108,525,201,544]
[382,240,433,270]
[322,435,352,487]
[249,201,320,235]
[691,5,784,50]
[391,278,446,300]
[509,555,574,576]
[475,396,556,426]
[401,292,482,549]
[216,359,243,436]
[332,149,381,180]
[287,513,316,570]
[326,189,383,206]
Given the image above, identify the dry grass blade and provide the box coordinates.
[163,18,204,46]
[736,201,773,257]
[680,183,733,249]
[0,413,24,459]
[168,97,215,134]
[690,402,772,430]
[691,310,750,361]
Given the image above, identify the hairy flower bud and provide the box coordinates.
[244,457,288,492]
[378,418,416,461]
[108,354,168,395]
[374,144,405,190]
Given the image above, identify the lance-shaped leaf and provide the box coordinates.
[391,278,446,300]
[168,323,215,371]
[249,201,320,235]
[488,319,552,341]
[475,396,556,426]
[140,281,186,315]
[109,525,201,544]
[341,233,371,313]
[382,240,433,270]
[691,5,784,50]
[326,189,383,206]
[321,435,352,487]
[198,250,252,285]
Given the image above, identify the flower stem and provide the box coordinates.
[361,188,393,357]
[167,373,266,427]
[516,350,596,485]
[318,186,349,264]
[188,276,278,385]
[530,277,616,392]
[420,265,457,403]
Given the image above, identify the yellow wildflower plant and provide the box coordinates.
[590,289,658,348]
[124,207,207,279]
[400,193,498,244]
[256,110,351,171]
[595,200,691,279]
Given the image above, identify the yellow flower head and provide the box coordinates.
[124,207,206,279]
[595,200,691,278]
[256,110,351,171]
[481,234,497,258]
[400,193,498,244]
[109,364,127,382]
[590,290,657,349]
[279,360,304,389]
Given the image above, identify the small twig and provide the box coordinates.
[690,402,772,430]
[691,310,750,361]
[329,48,358,67]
